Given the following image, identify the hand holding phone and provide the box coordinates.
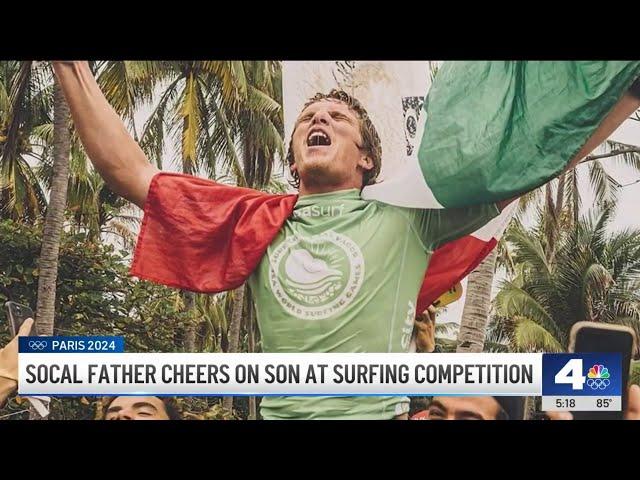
[0,315,35,383]
[4,302,35,337]
[1,306,46,416]
[569,321,638,420]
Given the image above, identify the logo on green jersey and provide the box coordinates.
[269,230,365,320]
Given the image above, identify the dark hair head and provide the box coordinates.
[493,396,526,420]
[101,396,182,420]
[286,89,382,189]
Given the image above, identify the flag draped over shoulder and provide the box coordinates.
[131,61,640,312]
[130,173,297,293]
[130,173,517,313]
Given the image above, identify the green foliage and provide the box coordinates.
[488,205,640,355]
[0,219,202,419]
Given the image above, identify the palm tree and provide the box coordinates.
[135,61,229,353]
[28,77,72,419]
[139,61,283,184]
[245,288,259,419]
[34,78,71,337]
[0,61,73,343]
[488,205,640,353]
[135,61,204,352]
[140,61,241,176]
[0,61,51,221]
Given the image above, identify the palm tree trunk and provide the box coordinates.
[555,173,566,219]
[35,79,70,335]
[180,111,199,352]
[456,248,498,353]
[182,291,197,351]
[248,396,257,421]
[222,283,245,414]
[31,78,71,419]
[222,138,253,415]
[523,395,533,420]
[247,298,257,420]
[94,397,105,420]
[569,169,580,227]
[544,183,558,261]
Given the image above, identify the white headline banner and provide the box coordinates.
[19,353,542,396]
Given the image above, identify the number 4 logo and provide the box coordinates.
[555,359,586,390]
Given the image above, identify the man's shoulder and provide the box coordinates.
[367,200,418,222]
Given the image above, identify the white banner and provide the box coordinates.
[19,352,542,396]
[282,61,434,184]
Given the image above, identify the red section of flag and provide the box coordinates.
[417,235,498,313]
[130,173,297,293]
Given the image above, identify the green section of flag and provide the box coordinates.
[419,61,640,207]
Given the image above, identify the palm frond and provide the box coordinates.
[139,76,181,167]
[506,226,552,279]
[245,85,281,116]
[606,140,640,171]
[177,72,201,175]
[588,160,620,206]
[208,97,245,186]
[1,61,31,168]
[513,318,564,353]
[494,281,563,341]
[434,321,459,336]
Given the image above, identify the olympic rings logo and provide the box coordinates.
[28,340,48,351]
[586,378,610,390]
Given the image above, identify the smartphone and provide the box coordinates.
[568,321,638,420]
[4,301,35,337]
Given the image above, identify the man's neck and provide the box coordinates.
[299,180,361,196]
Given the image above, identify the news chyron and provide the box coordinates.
[17,336,623,413]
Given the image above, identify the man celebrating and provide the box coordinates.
[53,62,640,419]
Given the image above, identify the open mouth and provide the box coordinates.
[307,129,332,147]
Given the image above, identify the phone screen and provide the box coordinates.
[572,326,634,420]
[4,302,35,337]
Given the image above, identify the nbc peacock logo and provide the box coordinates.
[586,364,611,390]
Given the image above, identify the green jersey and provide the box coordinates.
[248,189,499,420]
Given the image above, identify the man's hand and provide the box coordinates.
[0,317,34,382]
[0,318,34,406]
[625,384,640,420]
[545,384,640,420]
[415,306,437,353]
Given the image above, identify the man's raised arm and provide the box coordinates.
[53,61,159,208]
